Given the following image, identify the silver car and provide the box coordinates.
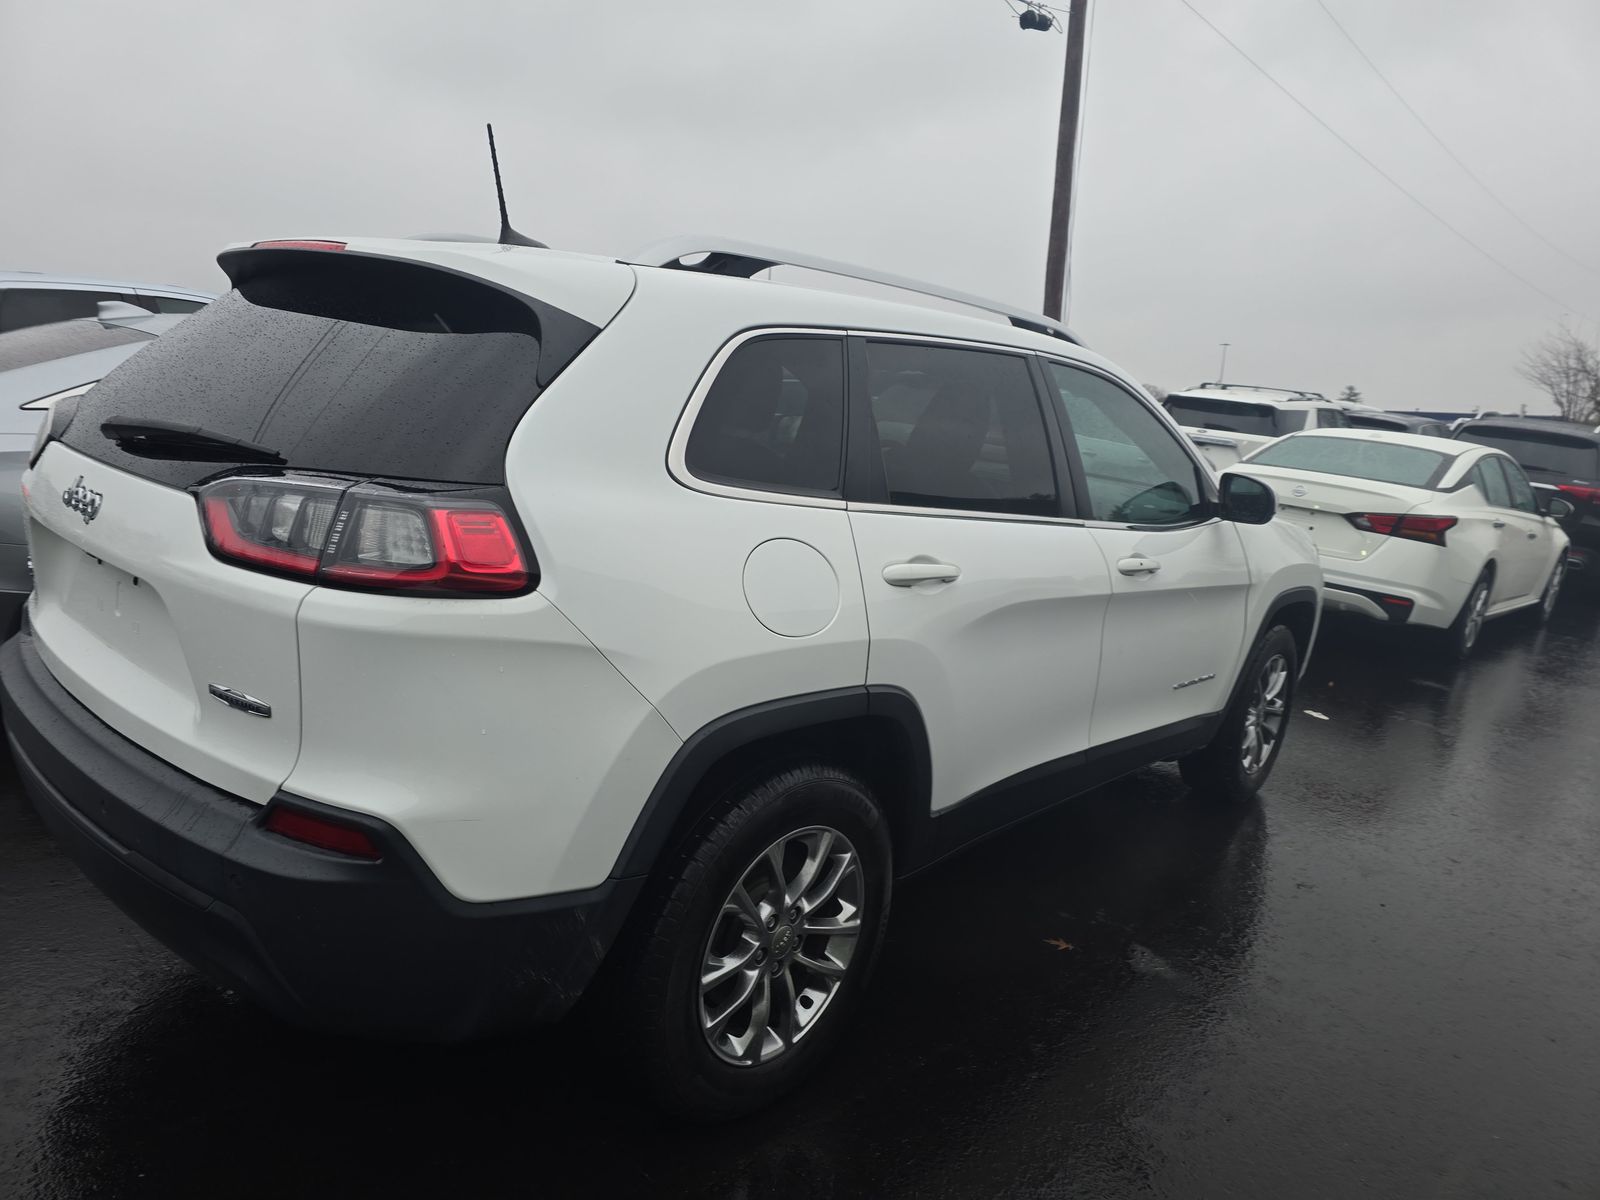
[0,271,213,333]
[0,306,197,634]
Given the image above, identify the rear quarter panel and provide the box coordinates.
[503,276,871,743]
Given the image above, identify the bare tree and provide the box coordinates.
[1143,383,1168,403]
[1518,324,1600,423]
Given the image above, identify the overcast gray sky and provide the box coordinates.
[3,0,1597,411]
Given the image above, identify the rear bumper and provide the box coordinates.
[0,631,640,1041]
[1323,582,1416,625]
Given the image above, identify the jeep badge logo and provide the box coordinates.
[62,476,103,524]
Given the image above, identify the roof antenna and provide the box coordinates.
[487,123,547,249]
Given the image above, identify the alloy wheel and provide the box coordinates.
[1463,581,1489,650]
[698,826,864,1067]
[1543,563,1563,618]
[1240,653,1289,776]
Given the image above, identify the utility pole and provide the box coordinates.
[1041,0,1090,321]
[1218,343,1230,383]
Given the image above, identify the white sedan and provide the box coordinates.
[1226,429,1572,656]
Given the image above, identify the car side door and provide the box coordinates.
[1043,359,1251,748]
[1463,457,1522,605]
[1494,456,1557,599]
[845,336,1112,816]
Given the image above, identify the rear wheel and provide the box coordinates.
[1444,571,1492,657]
[617,763,892,1120]
[1531,558,1563,623]
[1180,624,1298,803]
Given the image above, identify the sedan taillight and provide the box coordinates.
[1557,483,1600,505]
[198,477,531,596]
[1346,513,1458,547]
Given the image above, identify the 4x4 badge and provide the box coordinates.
[208,684,272,718]
[62,476,103,524]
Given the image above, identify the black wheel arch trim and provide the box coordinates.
[609,685,932,881]
[1256,585,1320,680]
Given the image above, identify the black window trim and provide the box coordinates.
[668,325,851,509]
[1041,355,1223,532]
[1465,455,1514,510]
[1495,453,1542,515]
[842,332,1076,524]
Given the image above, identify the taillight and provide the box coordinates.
[201,478,343,579]
[1346,513,1457,546]
[263,805,382,860]
[198,477,532,596]
[249,239,347,252]
[1558,484,1600,505]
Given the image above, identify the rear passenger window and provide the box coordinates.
[1501,459,1540,514]
[1475,459,1512,508]
[685,336,845,494]
[864,342,1058,516]
[0,287,129,333]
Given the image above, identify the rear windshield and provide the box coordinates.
[1346,413,1406,433]
[1249,435,1451,488]
[1455,427,1600,481]
[1165,396,1299,437]
[0,320,151,372]
[59,253,597,488]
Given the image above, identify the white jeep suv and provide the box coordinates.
[1,235,1320,1117]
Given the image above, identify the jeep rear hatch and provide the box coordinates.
[26,243,634,802]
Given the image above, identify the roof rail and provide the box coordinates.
[627,235,1081,345]
[1193,382,1327,401]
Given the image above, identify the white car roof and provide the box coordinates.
[1168,386,1339,410]
[227,235,1133,379]
[0,270,213,299]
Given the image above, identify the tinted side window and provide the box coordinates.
[685,336,845,494]
[145,295,207,314]
[1501,458,1540,514]
[864,342,1057,516]
[1319,408,1352,429]
[0,287,128,332]
[1475,459,1512,507]
[1048,362,1205,526]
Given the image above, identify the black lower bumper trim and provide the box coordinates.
[1325,582,1414,624]
[1,632,640,1042]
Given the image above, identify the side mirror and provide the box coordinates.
[1219,473,1277,525]
[1546,496,1576,521]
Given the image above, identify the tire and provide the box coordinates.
[1444,570,1492,658]
[616,762,892,1121]
[1179,624,1298,803]
[1529,558,1564,624]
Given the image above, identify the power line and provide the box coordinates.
[1176,0,1589,318]
[1312,0,1599,280]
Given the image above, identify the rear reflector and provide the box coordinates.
[198,476,531,596]
[249,239,347,252]
[263,806,382,860]
[1557,484,1600,505]
[1346,512,1457,546]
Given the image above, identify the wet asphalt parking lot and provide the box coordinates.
[3,603,1599,1199]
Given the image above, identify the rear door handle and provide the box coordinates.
[1117,556,1161,576]
[882,561,961,586]
[1492,520,1507,529]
